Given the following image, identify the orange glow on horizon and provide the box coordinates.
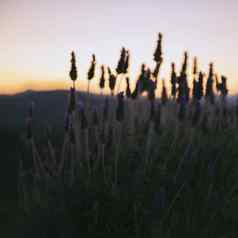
[1,73,237,96]
[1,0,237,96]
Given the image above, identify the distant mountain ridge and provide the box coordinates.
[0,90,106,131]
[0,90,237,131]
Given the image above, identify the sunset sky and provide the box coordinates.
[1,0,238,95]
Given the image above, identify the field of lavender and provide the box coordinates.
[18,34,238,237]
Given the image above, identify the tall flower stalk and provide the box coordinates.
[153,33,163,90]
[170,63,177,101]
[126,77,131,98]
[205,63,215,104]
[177,52,189,104]
[192,57,198,103]
[69,51,78,89]
[108,67,117,96]
[216,75,228,102]
[99,65,105,95]
[87,54,96,95]
[116,48,130,94]
[198,72,204,100]
[161,79,168,105]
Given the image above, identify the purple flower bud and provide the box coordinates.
[69,51,78,82]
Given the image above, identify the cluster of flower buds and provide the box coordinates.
[131,64,157,100]
[205,63,215,104]
[152,33,163,88]
[192,79,200,102]
[66,33,229,106]
[153,33,163,64]
[181,51,188,76]
[108,67,117,95]
[152,61,162,80]
[87,54,96,80]
[99,65,105,90]
[69,51,78,87]
[216,75,228,98]
[198,72,204,99]
[170,63,177,99]
[193,75,204,102]
[192,57,201,102]
[131,64,147,98]
[193,57,198,76]
[177,52,189,104]
[116,48,130,74]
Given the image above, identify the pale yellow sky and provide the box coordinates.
[1,0,237,95]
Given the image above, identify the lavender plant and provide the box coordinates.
[205,63,215,104]
[87,54,96,94]
[18,33,238,238]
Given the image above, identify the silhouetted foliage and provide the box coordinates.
[205,63,215,104]
[87,54,96,80]
[116,47,128,74]
[99,65,105,90]
[153,33,163,63]
[221,75,228,96]
[17,33,236,238]
[198,72,204,100]
[161,80,168,105]
[125,77,131,98]
[216,75,228,99]
[69,51,78,87]
[152,62,162,80]
[177,52,189,104]
[108,67,117,96]
[193,57,198,75]
[68,87,76,113]
[116,92,124,121]
[123,50,130,74]
[170,63,177,99]
[132,65,157,100]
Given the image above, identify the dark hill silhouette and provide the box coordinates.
[0,90,236,131]
[0,90,106,131]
